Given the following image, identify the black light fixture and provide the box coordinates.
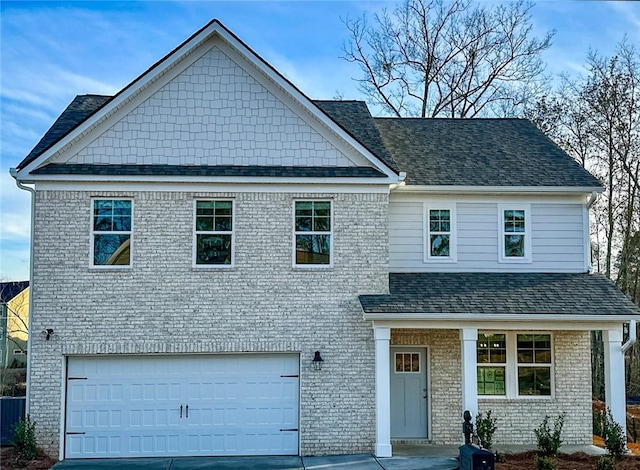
[312,351,324,371]
[43,328,54,341]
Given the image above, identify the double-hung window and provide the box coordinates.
[477,332,552,398]
[424,203,456,262]
[294,200,332,266]
[91,199,132,267]
[498,204,531,263]
[194,200,233,266]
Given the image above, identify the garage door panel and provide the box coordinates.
[65,354,299,458]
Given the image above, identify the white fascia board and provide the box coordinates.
[394,185,603,195]
[365,312,639,324]
[35,180,391,194]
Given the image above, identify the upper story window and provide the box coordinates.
[91,199,132,267]
[478,331,552,398]
[194,200,233,267]
[294,200,332,266]
[498,204,531,263]
[424,203,457,262]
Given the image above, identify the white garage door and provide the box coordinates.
[65,354,299,458]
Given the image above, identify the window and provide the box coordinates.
[424,203,456,262]
[294,200,332,266]
[477,332,552,398]
[194,200,233,266]
[395,352,421,373]
[498,205,531,262]
[92,199,132,267]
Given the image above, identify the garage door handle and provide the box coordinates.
[186,405,189,418]
[280,428,298,432]
[180,405,183,418]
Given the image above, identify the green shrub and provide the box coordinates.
[534,413,565,457]
[12,414,37,461]
[602,408,626,461]
[476,410,498,450]
[534,454,556,470]
[596,455,616,470]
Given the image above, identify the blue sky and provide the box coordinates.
[1,0,639,281]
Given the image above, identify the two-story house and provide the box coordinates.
[11,20,640,461]
[0,281,29,370]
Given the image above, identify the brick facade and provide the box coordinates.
[30,190,389,457]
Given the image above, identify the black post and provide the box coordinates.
[463,410,474,445]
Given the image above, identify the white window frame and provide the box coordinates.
[394,351,422,374]
[498,204,532,263]
[478,331,554,399]
[423,203,457,263]
[292,199,333,268]
[193,199,235,269]
[90,198,133,269]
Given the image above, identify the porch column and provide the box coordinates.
[603,328,627,440]
[374,327,392,457]
[460,328,478,424]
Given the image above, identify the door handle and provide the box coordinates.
[180,405,183,418]
[186,405,189,418]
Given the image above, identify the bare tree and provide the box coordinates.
[342,0,554,118]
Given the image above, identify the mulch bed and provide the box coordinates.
[0,447,57,470]
[496,450,640,469]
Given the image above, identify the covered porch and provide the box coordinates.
[360,273,640,457]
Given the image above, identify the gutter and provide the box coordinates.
[389,172,407,191]
[622,319,637,353]
[10,168,35,415]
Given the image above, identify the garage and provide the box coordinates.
[64,354,299,458]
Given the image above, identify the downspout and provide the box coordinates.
[389,172,406,191]
[10,167,35,414]
[587,191,599,209]
[622,320,637,353]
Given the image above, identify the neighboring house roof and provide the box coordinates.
[359,273,640,317]
[373,118,602,188]
[0,281,29,304]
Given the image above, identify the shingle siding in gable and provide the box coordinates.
[28,189,389,458]
[63,47,367,169]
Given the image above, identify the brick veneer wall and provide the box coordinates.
[392,329,592,445]
[30,190,389,457]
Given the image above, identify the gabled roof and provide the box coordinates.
[0,281,29,303]
[373,118,602,188]
[16,20,397,182]
[359,273,640,317]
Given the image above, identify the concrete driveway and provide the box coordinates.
[51,454,459,470]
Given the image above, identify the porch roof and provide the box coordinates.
[359,273,640,317]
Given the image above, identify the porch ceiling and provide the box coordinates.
[359,273,640,318]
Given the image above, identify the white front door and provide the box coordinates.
[390,347,428,439]
[65,354,299,458]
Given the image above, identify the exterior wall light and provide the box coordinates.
[312,351,324,371]
[43,328,54,340]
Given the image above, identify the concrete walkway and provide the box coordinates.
[50,444,605,470]
[51,453,459,470]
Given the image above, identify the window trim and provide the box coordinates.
[192,199,235,269]
[478,331,554,399]
[90,197,133,269]
[292,199,334,268]
[423,202,457,263]
[497,204,532,263]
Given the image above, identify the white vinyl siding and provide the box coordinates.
[389,198,586,272]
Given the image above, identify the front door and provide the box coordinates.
[390,347,428,439]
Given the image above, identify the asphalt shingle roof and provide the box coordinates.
[359,273,640,316]
[32,164,386,178]
[313,100,398,171]
[18,96,602,189]
[19,95,111,170]
[373,118,602,187]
